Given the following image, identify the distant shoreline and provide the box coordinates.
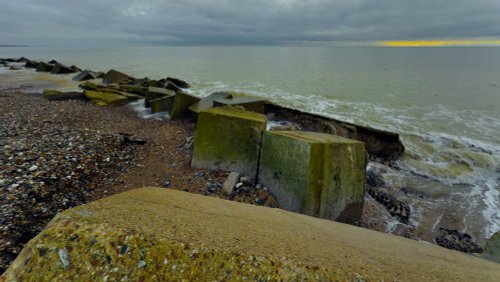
[0,45,29,48]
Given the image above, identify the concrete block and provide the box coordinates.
[191,107,267,178]
[144,87,174,108]
[258,131,366,223]
[483,232,500,263]
[214,97,267,113]
[169,91,201,119]
[150,95,175,113]
[189,92,233,114]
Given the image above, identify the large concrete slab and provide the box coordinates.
[191,107,267,178]
[258,131,366,223]
[169,91,201,119]
[3,188,499,281]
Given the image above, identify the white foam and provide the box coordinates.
[128,99,170,120]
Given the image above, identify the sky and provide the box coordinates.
[1,0,500,46]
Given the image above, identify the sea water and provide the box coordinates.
[1,46,499,243]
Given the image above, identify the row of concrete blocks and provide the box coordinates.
[190,107,366,224]
[146,89,267,119]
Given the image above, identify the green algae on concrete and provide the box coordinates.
[84,90,142,106]
[191,107,267,178]
[258,131,366,223]
[145,87,175,108]
[150,95,175,114]
[169,91,201,119]
[483,232,500,263]
[214,96,267,113]
[3,188,500,281]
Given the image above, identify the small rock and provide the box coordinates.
[137,260,146,268]
[235,182,244,189]
[223,172,240,194]
[240,176,253,185]
[58,249,70,268]
[162,180,170,188]
[207,182,218,193]
[255,198,264,205]
[255,183,262,189]
[28,165,38,172]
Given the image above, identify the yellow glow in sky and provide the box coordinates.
[378,39,500,47]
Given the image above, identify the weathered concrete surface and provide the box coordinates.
[259,131,366,223]
[144,87,175,108]
[189,92,233,114]
[3,188,499,281]
[169,91,201,119]
[43,90,86,101]
[192,107,267,178]
[84,90,142,106]
[265,103,404,160]
[50,63,76,74]
[214,96,267,113]
[483,232,500,263]
[150,95,175,113]
[36,62,54,73]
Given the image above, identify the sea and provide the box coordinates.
[0,46,499,244]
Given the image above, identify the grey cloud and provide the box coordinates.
[0,0,499,45]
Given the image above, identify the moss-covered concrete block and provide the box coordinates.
[84,90,142,106]
[483,232,500,263]
[150,95,175,113]
[36,62,54,72]
[145,87,175,108]
[258,131,366,223]
[4,188,499,281]
[169,91,201,119]
[214,96,267,113]
[192,107,267,178]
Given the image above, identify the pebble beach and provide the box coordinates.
[0,90,278,273]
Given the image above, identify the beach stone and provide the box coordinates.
[72,70,99,81]
[166,77,190,88]
[102,69,132,85]
[483,232,500,263]
[3,188,499,281]
[169,91,201,119]
[214,96,267,113]
[51,63,76,74]
[223,172,241,194]
[150,95,175,114]
[189,92,233,114]
[191,107,267,178]
[36,62,54,72]
[258,131,366,223]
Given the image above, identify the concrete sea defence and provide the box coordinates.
[2,56,498,277]
[3,188,499,281]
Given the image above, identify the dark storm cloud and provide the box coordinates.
[0,0,499,45]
